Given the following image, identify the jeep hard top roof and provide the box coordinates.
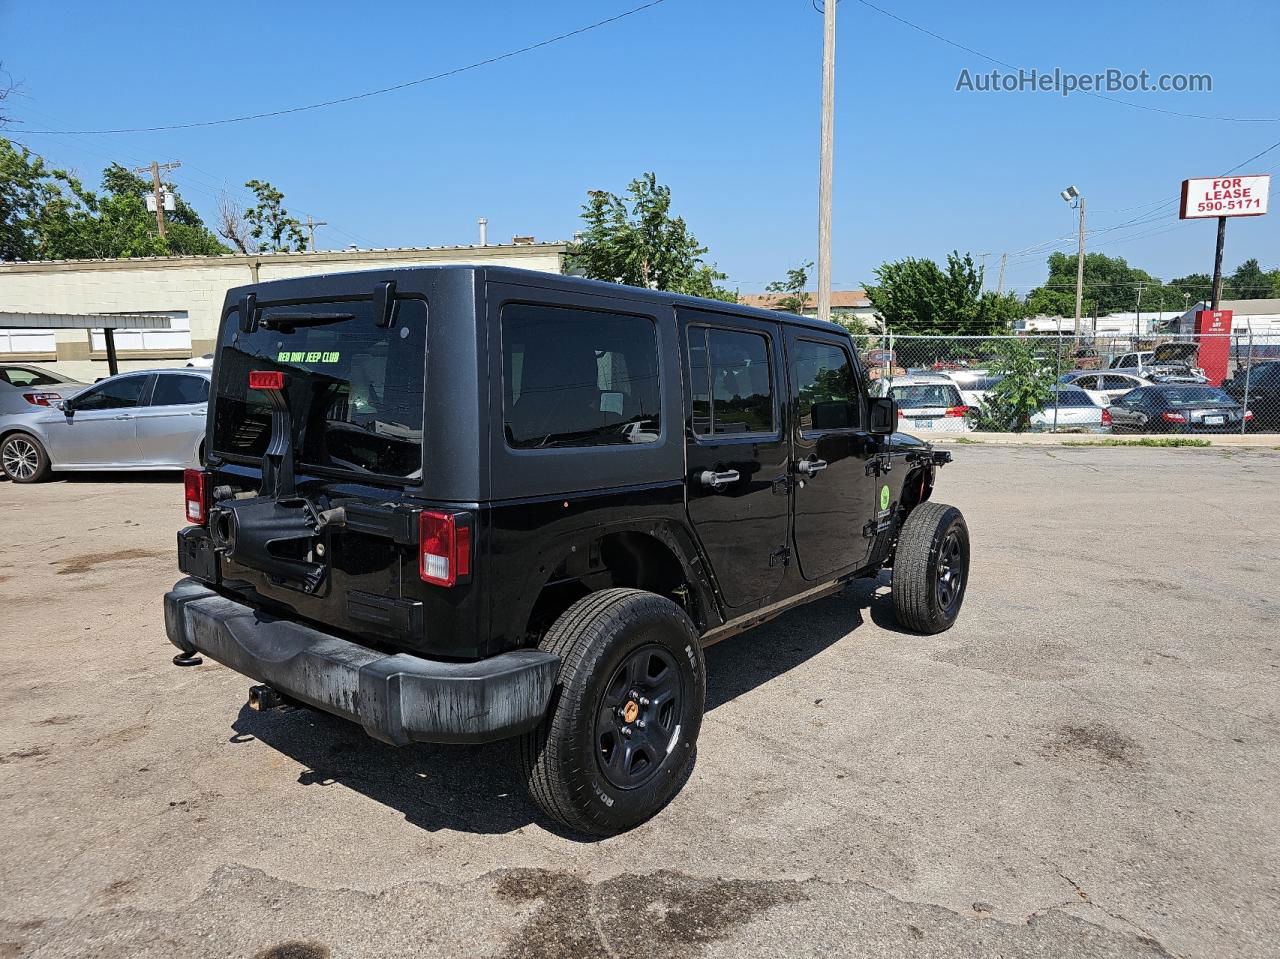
[224,265,854,337]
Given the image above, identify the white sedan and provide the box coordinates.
[1029,386,1109,432]
[1060,371,1149,407]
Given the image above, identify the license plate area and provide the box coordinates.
[1204,415,1224,425]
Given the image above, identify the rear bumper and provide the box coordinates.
[164,578,558,746]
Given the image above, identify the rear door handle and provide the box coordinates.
[113,414,133,420]
[796,458,828,477]
[698,469,740,490]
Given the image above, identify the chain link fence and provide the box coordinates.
[855,332,1280,435]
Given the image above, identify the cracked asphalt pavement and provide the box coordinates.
[2,445,1278,958]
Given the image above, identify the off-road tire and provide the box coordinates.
[892,502,969,634]
[1,432,51,483]
[520,588,705,836]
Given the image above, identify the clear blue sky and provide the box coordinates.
[4,0,1278,295]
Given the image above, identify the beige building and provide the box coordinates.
[0,242,567,381]
[736,290,878,328]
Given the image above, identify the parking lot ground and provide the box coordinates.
[2,446,1279,959]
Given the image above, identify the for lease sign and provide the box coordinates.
[1180,174,1271,219]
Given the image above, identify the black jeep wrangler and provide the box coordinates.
[165,266,966,835]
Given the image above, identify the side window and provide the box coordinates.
[502,302,660,449]
[73,375,147,411]
[688,328,775,436]
[1075,375,1098,390]
[150,374,209,406]
[792,339,859,432]
[1102,375,1130,391]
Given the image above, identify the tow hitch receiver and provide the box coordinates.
[247,684,293,711]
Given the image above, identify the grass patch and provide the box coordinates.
[1060,437,1211,448]
[949,437,980,444]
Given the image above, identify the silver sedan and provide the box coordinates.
[0,369,209,483]
[0,363,87,416]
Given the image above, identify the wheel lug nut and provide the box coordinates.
[638,696,650,706]
[636,720,646,729]
[621,726,632,737]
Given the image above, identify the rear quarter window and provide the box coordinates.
[502,303,661,449]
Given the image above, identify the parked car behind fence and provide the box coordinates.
[1107,384,1252,434]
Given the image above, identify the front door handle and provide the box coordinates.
[113,413,133,420]
[796,458,828,477]
[698,469,740,490]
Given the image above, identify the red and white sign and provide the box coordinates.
[1180,175,1270,219]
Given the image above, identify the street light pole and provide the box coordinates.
[1060,186,1085,346]
[816,0,837,325]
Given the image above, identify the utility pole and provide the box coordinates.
[1134,282,1145,340]
[815,0,837,325]
[1072,197,1086,344]
[996,253,1008,294]
[1210,215,1228,311]
[976,252,990,289]
[304,215,327,252]
[134,160,181,238]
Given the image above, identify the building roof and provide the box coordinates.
[0,241,568,272]
[737,291,871,311]
[1187,298,1280,315]
[0,311,172,330]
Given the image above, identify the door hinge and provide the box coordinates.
[865,454,893,477]
[769,545,791,568]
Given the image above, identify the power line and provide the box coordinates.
[14,1,671,135]
[853,0,1280,123]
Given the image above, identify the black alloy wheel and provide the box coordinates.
[595,644,684,790]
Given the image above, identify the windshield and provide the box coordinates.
[211,298,426,479]
[889,384,961,408]
[1159,387,1233,407]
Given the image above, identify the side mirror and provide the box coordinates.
[60,398,75,414]
[868,397,898,435]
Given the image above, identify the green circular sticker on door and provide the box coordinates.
[879,485,890,510]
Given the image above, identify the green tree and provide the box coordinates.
[0,141,226,260]
[975,338,1055,432]
[765,261,813,314]
[1228,258,1271,299]
[567,172,736,301]
[865,252,1024,335]
[0,139,74,260]
[1167,272,1212,306]
[1023,251,1183,317]
[243,179,306,253]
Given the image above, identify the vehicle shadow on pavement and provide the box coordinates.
[703,572,901,711]
[226,574,904,840]
[58,471,178,484]
[230,703,555,836]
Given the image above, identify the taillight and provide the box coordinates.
[419,511,472,587]
[1161,411,1186,423]
[22,392,61,407]
[1244,410,1254,420]
[943,406,969,418]
[1101,408,1113,426]
[248,371,285,390]
[184,468,208,525]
